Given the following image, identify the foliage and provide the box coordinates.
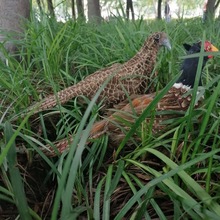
[33,0,212,21]
[0,13,220,219]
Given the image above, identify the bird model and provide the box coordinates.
[41,40,218,157]
[26,32,171,116]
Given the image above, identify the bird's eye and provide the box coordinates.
[154,34,160,40]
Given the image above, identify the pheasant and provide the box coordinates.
[40,40,218,157]
[25,32,171,116]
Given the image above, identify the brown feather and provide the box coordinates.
[25,32,170,116]
[41,85,203,157]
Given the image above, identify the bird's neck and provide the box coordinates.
[175,56,207,88]
[129,40,159,66]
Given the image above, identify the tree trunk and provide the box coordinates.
[205,0,216,20]
[0,0,30,58]
[126,0,135,20]
[71,0,76,19]
[157,0,162,19]
[176,0,182,18]
[47,0,55,17]
[76,0,85,20]
[88,0,101,23]
[215,0,220,9]
[37,0,43,14]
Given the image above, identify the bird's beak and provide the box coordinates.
[208,44,218,58]
[211,44,218,52]
[162,38,172,50]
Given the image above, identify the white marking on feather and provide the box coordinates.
[173,83,183,88]
[173,83,191,90]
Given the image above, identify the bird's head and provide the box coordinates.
[151,32,172,50]
[175,41,218,88]
[204,40,218,58]
[183,41,218,58]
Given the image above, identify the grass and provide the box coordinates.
[0,10,220,219]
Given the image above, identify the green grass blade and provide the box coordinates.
[4,121,32,220]
[94,177,106,220]
[106,160,124,199]
[146,148,220,216]
[102,165,113,220]
[0,115,30,167]
[116,73,181,158]
[192,79,220,158]
[52,73,116,219]
[115,148,220,219]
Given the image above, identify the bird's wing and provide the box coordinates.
[38,86,203,157]
[25,63,122,115]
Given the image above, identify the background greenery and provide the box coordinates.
[0,12,220,219]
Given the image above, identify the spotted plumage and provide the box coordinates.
[40,40,218,157]
[25,32,171,116]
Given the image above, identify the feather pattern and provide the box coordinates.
[43,86,202,156]
[25,32,171,116]
[39,40,218,157]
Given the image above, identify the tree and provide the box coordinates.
[204,0,220,21]
[126,0,135,20]
[76,0,85,20]
[88,0,102,23]
[215,0,220,9]
[157,0,162,19]
[36,0,43,14]
[0,0,30,58]
[47,0,55,17]
[71,0,76,19]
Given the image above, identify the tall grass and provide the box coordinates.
[0,12,220,219]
